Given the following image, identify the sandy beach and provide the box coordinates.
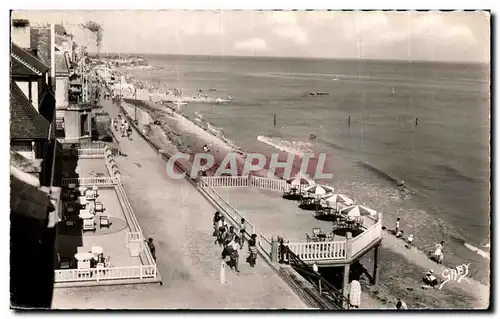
[111,70,489,310]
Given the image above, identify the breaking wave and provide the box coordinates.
[257,135,315,158]
[464,242,490,260]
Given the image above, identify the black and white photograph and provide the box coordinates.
[8,6,491,310]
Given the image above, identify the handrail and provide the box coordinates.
[258,233,272,259]
[349,219,382,257]
[199,176,249,188]
[250,176,290,192]
[198,179,257,235]
[54,265,156,283]
[282,244,350,309]
[287,240,347,261]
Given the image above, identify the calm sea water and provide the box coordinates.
[129,54,491,283]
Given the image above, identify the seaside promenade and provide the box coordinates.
[51,97,308,309]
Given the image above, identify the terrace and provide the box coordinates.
[54,143,160,287]
[198,176,382,266]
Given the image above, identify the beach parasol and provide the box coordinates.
[340,205,377,218]
[74,252,94,261]
[286,176,315,187]
[304,184,335,197]
[322,193,354,207]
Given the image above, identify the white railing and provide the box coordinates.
[198,180,256,235]
[349,219,382,258]
[287,240,347,261]
[78,148,106,158]
[62,177,117,187]
[54,265,156,283]
[259,233,273,260]
[250,176,290,192]
[200,176,291,193]
[199,176,249,188]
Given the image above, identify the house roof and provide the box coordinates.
[55,53,69,76]
[10,165,55,221]
[11,58,39,77]
[10,149,42,173]
[30,27,51,66]
[10,81,50,140]
[11,42,49,76]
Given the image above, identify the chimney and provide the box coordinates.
[11,19,31,49]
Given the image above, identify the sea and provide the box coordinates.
[127,54,491,284]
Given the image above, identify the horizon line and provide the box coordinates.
[90,52,490,65]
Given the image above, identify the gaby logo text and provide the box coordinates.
[165,152,333,180]
[439,263,471,290]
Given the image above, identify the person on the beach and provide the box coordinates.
[396,299,408,309]
[120,122,125,137]
[239,218,247,249]
[433,241,445,264]
[349,280,361,309]
[145,237,156,261]
[395,230,404,238]
[202,144,209,153]
[423,270,439,288]
[406,234,414,249]
[395,217,401,235]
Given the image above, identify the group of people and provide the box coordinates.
[111,113,133,140]
[394,218,446,263]
[213,212,258,272]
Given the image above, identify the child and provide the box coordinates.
[395,218,401,235]
[395,230,404,238]
[407,234,414,249]
[239,218,247,249]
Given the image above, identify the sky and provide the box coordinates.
[12,10,490,62]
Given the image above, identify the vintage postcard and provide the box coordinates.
[9,9,490,310]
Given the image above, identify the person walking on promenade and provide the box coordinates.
[247,234,258,267]
[120,122,125,137]
[125,121,132,140]
[239,218,247,249]
[146,237,156,261]
[212,211,221,237]
[395,217,401,235]
[215,216,227,246]
[224,236,240,273]
[349,279,361,309]
[223,226,236,246]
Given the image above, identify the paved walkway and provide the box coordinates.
[51,98,308,309]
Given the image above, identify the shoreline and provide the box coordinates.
[104,64,489,309]
[119,96,488,309]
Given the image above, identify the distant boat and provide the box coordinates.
[332,67,339,81]
[173,101,187,106]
